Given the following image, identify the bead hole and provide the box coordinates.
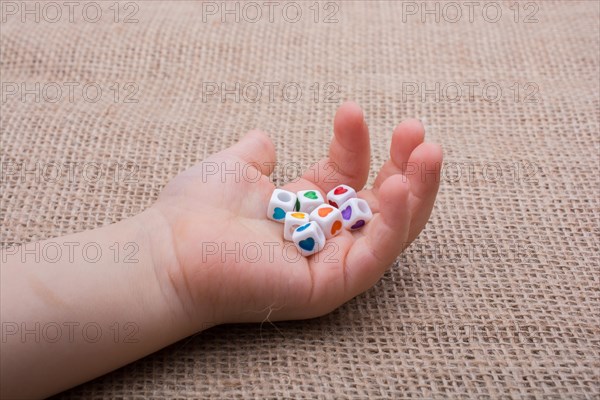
[277,192,291,202]
[358,200,368,213]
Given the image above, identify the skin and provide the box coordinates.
[0,102,442,399]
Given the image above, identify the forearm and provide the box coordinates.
[0,209,197,399]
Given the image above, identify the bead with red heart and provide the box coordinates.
[334,186,348,195]
[327,184,356,209]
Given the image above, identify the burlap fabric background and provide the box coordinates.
[1,0,599,398]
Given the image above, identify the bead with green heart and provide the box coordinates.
[295,189,324,214]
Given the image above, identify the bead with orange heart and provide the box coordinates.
[309,204,343,239]
[283,211,310,241]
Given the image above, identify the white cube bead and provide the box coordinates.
[339,198,373,230]
[327,184,357,208]
[295,190,324,214]
[267,189,297,223]
[292,221,326,256]
[309,204,343,239]
[283,211,310,241]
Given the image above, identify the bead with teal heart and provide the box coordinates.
[298,237,315,251]
[296,223,311,232]
[291,219,325,256]
[272,207,286,220]
[267,189,297,223]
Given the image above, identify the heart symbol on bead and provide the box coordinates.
[334,186,348,195]
[350,220,365,230]
[341,206,352,220]
[304,191,318,199]
[318,207,333,217]
[298,237,315,251]
[331,221,342,235]
[296,223,311,232]
[329,200,339,208]
[295,199,300,211]
[273,207,286,220]
[291,213,305,219]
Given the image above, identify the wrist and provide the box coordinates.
[135,206,223,333]
[0,208,206,398]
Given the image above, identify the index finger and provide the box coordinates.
[301,102,371,194]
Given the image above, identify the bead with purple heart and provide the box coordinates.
[339,198,373,231]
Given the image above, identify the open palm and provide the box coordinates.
[152,102,442,326]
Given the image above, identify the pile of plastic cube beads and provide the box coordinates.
[267,184,373,256]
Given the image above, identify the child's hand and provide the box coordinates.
[150,102,443,327]
[0,102,442,398]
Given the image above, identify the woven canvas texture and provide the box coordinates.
[1,0,599,398]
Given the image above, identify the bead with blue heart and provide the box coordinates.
[291,219,325,256]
